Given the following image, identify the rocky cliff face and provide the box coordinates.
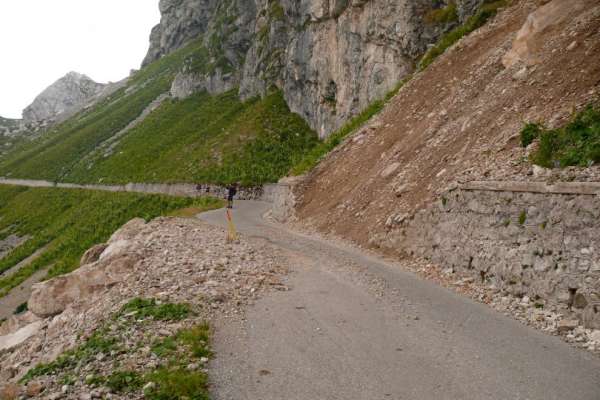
[144,0,484,137]
[22,72,106,124]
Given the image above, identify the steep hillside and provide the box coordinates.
[296,0,600,248]
[0,40,317,186]
[0,185,222,300]
[143,0,488,137]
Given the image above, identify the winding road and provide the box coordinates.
[199,201,600,400]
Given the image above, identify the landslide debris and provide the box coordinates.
[0,216,287,398]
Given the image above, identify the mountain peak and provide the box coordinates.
[22,72,105,124]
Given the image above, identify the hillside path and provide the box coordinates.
[198,201,600,400]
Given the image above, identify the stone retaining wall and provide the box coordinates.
[0,179,276,202]
[378,181,600,329]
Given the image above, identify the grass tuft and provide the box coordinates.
[526,104,600,168]
[419,0,507,71]
[119,298,192,321]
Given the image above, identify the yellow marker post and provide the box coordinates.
[226,208,238,242]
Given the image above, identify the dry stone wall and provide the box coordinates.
[0,179,275,202]
[379,181,600,329]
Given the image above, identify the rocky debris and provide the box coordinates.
[296,0,600,255]
[22,72,105,124]
[502,0,586,68]
[0,216,287,396]
[79,244,108,266]
[145,0,485,138]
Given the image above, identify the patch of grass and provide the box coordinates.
[527,104,600,168]
[291,77,410,176]
[20,329,118,383]
[520,122,542,148]
[106,371,144,393]
[0,186,223,297]
[518,210,527,225]
[177,323,212,359]
[425,2,459,24]
[119,298,192,321]
[419,0,508,70]
[144,369,210,400]
[151,337,179,358]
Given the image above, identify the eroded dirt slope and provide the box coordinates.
[297,0,600,250]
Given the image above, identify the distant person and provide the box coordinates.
[227,183,238,209]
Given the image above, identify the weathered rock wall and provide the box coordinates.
[145,0,485,137]
[22,72,106,124]
[377,181,600,329]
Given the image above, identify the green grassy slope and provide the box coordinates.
[65,89,318,186]
[0,185,222,297]
[0,38,318,186]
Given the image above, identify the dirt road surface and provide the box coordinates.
[199,201,600,400]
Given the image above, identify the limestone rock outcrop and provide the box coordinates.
[27,219,146,318]
[144,0,485,137]
[22,72,106,124]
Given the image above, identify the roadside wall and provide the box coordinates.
[378,181,600,329]
[0,178,276,202]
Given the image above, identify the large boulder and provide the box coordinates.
[502,0,586,68]
[28,254,140,318]
[28,218,147,318]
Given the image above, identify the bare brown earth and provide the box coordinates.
[296,0,600,252]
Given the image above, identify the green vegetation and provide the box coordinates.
[0,37,317,187]
[0,186,222,297]
[291,78,410,176]
[425,1,459,24]
[118,298,192,321]
[292,0,509,176]
[145,369,209,400]
[21,328,119,383]
[520,122,542,148]
[66,89,318,186]
[522,104,600,168]
[13,302,28,315]
[419,0,507,70]
[0,38,199,181]
[518,210,527,225]
[22,301,212,400]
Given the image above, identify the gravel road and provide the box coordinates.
[199,201,600,400]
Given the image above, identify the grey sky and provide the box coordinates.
[0,1,160,119]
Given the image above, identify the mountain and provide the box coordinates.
[0,117,20,136]
[143,0,487,137]
[22,72,106,124]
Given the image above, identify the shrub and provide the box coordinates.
[419,0,507,70]
[425,2,459,24]
[520,123,542,148]
[13,302,28,315]
[528,104,600,168]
